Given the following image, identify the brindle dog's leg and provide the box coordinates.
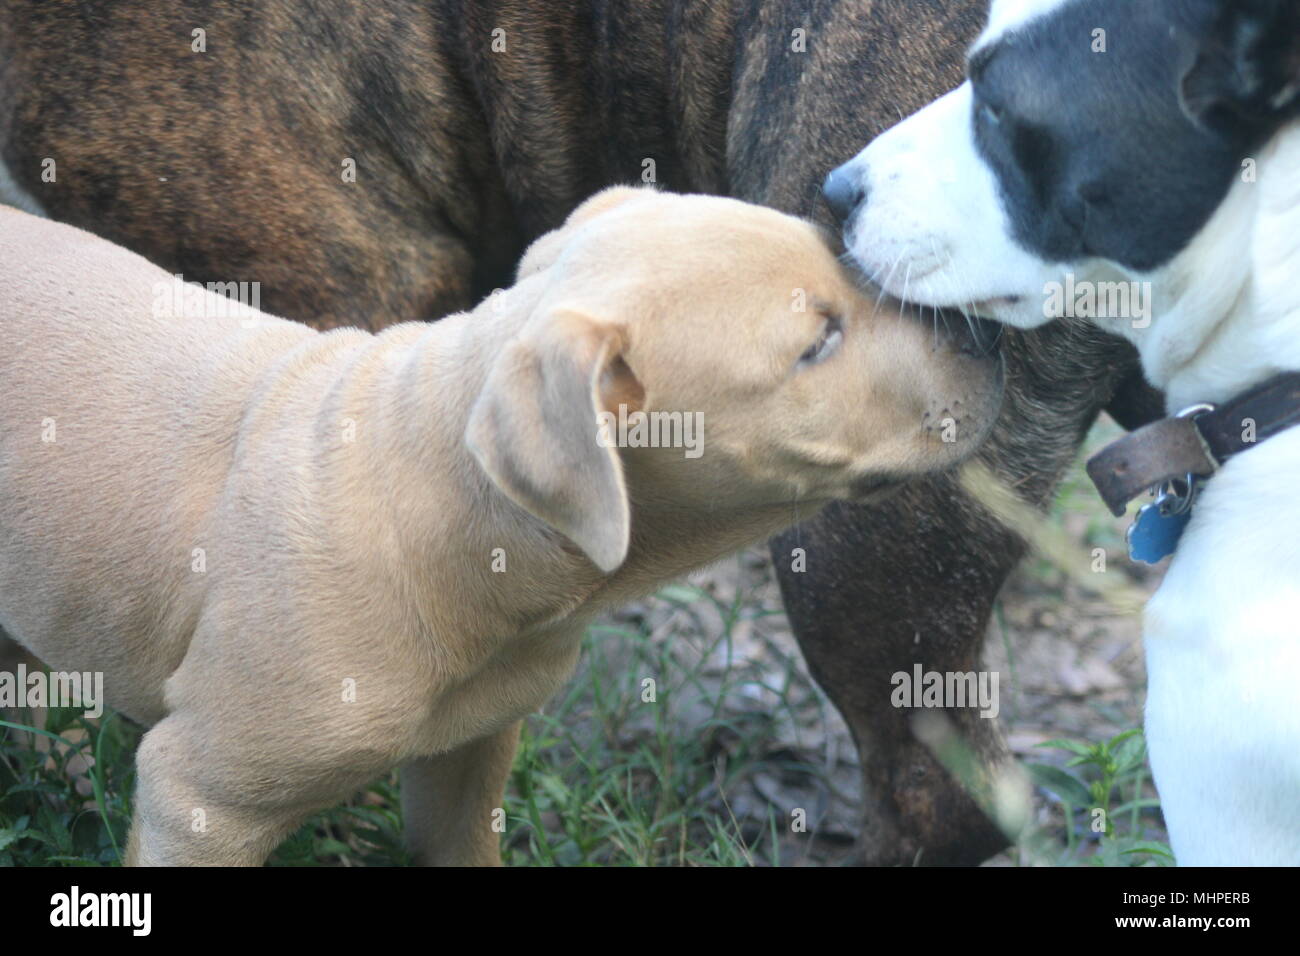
[773,322,1141,864]
[719,0,1146,866]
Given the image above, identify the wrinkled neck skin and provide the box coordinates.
[1091,120,1300,412]
[318,286,828,648]
[592,468,832,610]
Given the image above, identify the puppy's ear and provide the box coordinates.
[516,186,655,280]
[1181,0,1300,131]
[465,309,639,573]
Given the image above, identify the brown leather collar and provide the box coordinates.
[1087,371,1300,516]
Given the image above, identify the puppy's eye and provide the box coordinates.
[798,313,844,367]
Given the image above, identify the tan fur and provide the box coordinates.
[0,187,1001,865]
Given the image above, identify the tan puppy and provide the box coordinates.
[0,187,1002,865]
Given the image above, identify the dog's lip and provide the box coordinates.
[852,263,1025,317]
[970,295,1025,311]
[877,282,1025,320]
[890,298,1005,357]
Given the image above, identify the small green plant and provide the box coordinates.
[1026,729,1173,866]
[0,705,138,866]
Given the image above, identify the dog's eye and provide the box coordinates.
[798,313,844,367]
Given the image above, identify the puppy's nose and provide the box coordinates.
[822,165,867,225]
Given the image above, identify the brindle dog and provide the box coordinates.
[0,0,1159,865]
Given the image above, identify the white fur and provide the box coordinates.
[1138,124,1300,865]
[838,0,1085,325]
[840,82,1063,320]
[1145,425,1300,865]
[1137,128,1300,408]
[841,1,1300,864]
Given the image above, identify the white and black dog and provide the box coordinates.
[825,0,1300,865]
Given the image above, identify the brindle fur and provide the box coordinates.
[0,0,1155,865]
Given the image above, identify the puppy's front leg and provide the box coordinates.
[400,722,521,866]
[126,715,334,866]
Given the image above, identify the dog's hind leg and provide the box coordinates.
[399,722,521,867]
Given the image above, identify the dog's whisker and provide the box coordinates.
[870,253,905,321]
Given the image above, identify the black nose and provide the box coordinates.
[822,165,867,225]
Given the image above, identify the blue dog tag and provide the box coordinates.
[1126,475,1202,565]
[1126,501,1192,565]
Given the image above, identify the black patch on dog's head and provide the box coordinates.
[969,0,1300,272]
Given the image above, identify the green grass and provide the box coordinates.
[0,598,1171,866]
[0,708,137,866]
[1,579,839,867]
